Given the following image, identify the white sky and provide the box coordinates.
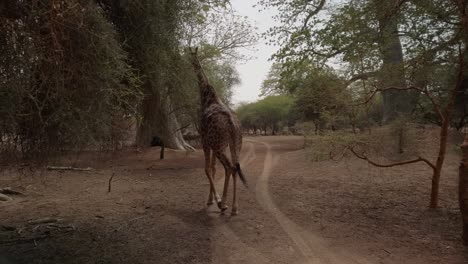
[230,0,279,105]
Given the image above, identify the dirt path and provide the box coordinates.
[209,141,272,264]
[208,139,373,264]
[1,136,467,263]
[251,139,373,264]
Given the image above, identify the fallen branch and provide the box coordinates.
[28,217,62,225]
[45,223,76,232]
[0,235,49,245]
[0,193,12,201]
[108,173,115,193]
[0,187,24,196]
[46,166,93,171]
[349,147,436,170]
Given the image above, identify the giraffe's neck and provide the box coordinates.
[192,57,222,109]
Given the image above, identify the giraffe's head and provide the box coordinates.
[187,47,200,68]
[188,46,198,56]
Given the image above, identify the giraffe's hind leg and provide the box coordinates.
[231,168,238,216]
[203,148,221,208]
[214,151,233,213]
[207,152,218,205]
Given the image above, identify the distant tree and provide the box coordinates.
[237,95,294,135]
[236,103,259,134]
[261,60,350,133]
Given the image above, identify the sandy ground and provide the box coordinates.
[0,135,467,263]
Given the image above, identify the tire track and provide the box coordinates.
[209,141,272,264]
[252,140,373,264]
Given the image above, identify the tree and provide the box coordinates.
[259,0,468,209]
[236,95,294,135]
[98,0,196,150]
[459,133,468,244]
[176,4,257,137]
[261,60,349,133]
[236,103,259,134]
[0,0,141,160]
[258,0,421,122]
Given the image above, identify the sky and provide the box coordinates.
[229,0,279,105]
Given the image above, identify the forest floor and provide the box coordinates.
[0,133,467,263]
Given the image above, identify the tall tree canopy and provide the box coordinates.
[258,0,466,124]
[0,0,257,162]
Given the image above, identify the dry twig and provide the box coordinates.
[108,173,115,193]
[46,166,93,171]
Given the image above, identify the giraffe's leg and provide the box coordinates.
[203,148,220,208]
[232,168,238,216]
[219,165,231,214]
[207,152,218,205]
[212,152,221,201]
[214,151,232,213]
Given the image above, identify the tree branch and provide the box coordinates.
[350,147,436,170]
[354,85,444,121]
[344,71,378,87]
[300,0,326,31]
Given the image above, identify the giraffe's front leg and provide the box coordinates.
[204,148,220,208]
[207,191,214,205]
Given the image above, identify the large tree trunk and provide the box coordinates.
[374,1,413,123]
[101,0,193,151]
[136,87,194,150]
[460,133,468,244]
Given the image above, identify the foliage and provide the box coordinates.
[258,0,465,124]
[0,1,141,161]
[181,3,258,61]
[175,3,257,136]
[203,59,240,105]
[236,95,295,134]
[261,59,353,131]
[0,0,257,162]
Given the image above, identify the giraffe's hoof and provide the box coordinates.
[231,210,238,216]
[206,201,214,206]
[218,202,228,212]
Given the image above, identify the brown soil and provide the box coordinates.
[0,135,467,263]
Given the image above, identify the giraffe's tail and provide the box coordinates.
[235,162,248,188]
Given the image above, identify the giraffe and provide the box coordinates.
[188,47,247,215]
